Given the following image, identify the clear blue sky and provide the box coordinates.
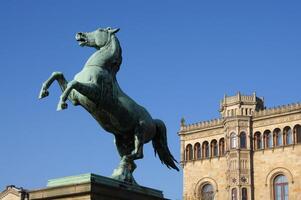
[1,1,301,199]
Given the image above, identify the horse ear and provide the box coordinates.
[109,28,120,34]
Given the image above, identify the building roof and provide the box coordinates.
[0,185,27,200]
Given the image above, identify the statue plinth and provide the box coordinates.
[28,173,167,200]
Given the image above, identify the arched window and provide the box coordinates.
[242,188,248,200]
[254,132,262,150]
[200,184,214,200]
[230,132,237,149]
[219,138,225,155]
[274,175,288,200]
[240,132,247,149]
[273,128,282,146]
[283,126,292,145]
[231,188,237,200]
[294,124,301,144]
[185,144,193,161]
[211,140,218,157]
[202,141,210,158]
[194,143,201,160]
[264,130,273,148]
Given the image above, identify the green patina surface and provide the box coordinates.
[47,173,93,187]
[47,173,163,197]
[39,27,178,184]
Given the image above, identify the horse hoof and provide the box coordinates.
[57,102,68,111]
[38,90,49,99]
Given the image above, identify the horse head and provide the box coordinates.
[76,27,122,74]
[76,27,120,49]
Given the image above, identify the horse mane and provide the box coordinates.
[102,34,122,76]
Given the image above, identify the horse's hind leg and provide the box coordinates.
[38,72,68,99]
[114,135,132,159]
[114,136,137,171]
[112,135,137,184]
[125,121,146,161]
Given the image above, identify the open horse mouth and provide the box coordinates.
[75,32,88,46]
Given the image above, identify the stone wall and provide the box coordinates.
[253,145,301,200]
[183,157,227,200]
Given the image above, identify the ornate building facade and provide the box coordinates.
[179,93,301,200]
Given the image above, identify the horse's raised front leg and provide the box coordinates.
[38,72,68,99]
[57,80,101,111]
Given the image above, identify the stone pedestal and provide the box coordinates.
[28,174,167,200]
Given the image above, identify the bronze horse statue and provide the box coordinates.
[38,27,178,184]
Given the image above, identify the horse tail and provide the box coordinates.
[152,119,179,171]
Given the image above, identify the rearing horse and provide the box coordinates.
[38,27,179,184]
